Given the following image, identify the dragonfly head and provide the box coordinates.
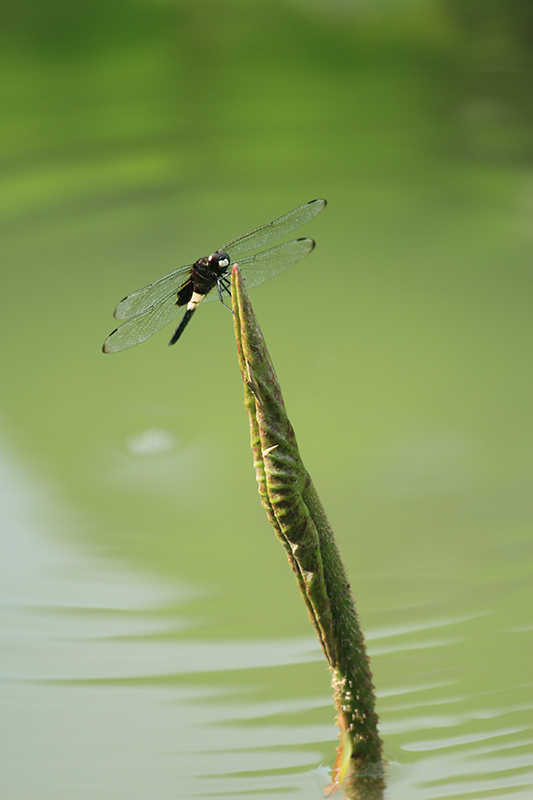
[207,250,231,275]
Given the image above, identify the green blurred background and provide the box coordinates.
[1,1,532,798]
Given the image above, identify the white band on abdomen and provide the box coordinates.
[187,291,206,311]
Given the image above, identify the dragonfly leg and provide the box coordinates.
[217,275,233,312]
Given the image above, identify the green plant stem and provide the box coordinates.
[232,266,385,798]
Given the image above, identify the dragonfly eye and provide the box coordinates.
[208,250,230,272]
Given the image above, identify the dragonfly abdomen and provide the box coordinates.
[169,308,196,346]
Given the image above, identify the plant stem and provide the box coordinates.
[232,266,385,798]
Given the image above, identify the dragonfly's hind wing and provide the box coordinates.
[228,237,316,292]
[103,290,184,353]
[113,265,192,320]
[223,198,326,259]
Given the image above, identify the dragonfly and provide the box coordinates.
[102,198,327,353]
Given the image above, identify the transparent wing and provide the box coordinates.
[223,198,326,259]
[113,264,192,320]
[227,237,316,292]
[103,290,185,353]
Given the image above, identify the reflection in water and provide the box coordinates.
[1,444,332,798]
[127,428,176,456]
